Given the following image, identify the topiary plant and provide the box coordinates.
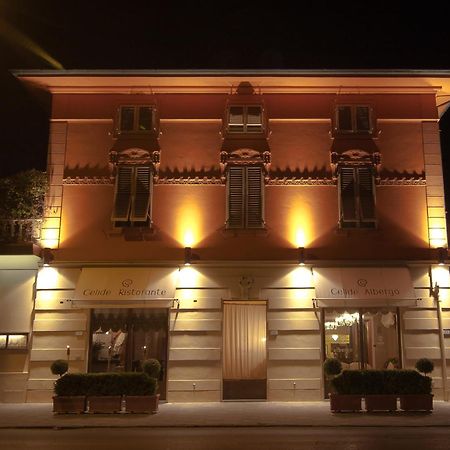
[323,358,342,378]
[415,358,434,375]
[142,358,161,379]
[51,359,68,377]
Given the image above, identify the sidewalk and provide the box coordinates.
[1,401,450,429]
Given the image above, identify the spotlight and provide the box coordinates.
[41,247,54,266]
[184,247,200,266]
[438,247,447,266]
[298,247,306,266]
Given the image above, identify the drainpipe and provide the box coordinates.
[434,283,448,401]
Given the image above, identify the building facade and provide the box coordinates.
[2,70,450,403]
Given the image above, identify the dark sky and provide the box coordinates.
[1,0,450,177]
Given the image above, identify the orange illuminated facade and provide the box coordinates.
[2,70,450,403]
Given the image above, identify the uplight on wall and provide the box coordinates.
[298,247,306,266]
[184,247,200,266]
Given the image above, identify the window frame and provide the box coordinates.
[117,105,157,135]
[111,165,153,227]
[226,105,264,134]
[335,104,373,135]
[338,165,377,229]
[226,165,265,229]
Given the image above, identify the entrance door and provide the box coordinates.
[222,301,267,400]
[89,308,169,400]
[323,308,401,396]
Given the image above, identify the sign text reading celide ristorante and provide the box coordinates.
[74,268,178,301]
[313,268,416,300]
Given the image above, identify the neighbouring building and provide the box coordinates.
[2,70,450,403]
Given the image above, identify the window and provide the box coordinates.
[338,166,376,228]
[227,106,263,133]
[227,166,264,228]
[118,106,155,133]
[336,105,372,133]
[0,334,28,350]
[111,166,152,226]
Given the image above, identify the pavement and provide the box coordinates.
[0,401,450,429]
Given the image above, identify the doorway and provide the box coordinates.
[89,308,169,400]
[222,301,267,400]
[323,308,401,396]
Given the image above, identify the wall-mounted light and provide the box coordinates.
[298,247,306,266]
[184,247,200,266]
[41,247,54,266]
[438,247,447,266]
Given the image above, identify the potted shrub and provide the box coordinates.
[124,372,159,413]
[398,362,433,411]
[329,369,363,412]
[363,370,397,412]
[53,372,87,414]
[86,373,123,413]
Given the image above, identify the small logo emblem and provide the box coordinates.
[122,279,132,288]
[357,278,367,287]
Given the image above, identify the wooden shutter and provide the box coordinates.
[356,106,371,132]
[337,106,352,132]
[131,166,152,222]
[112,166,133,221]
[227,166,245,228]
[246,106,263,132]
[245,166,264,228]
[357,167,376,223]
[339,167,357,224]
[228,106,244,132]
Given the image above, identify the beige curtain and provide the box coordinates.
[223,302,267,380]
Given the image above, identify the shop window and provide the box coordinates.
[117,106,156,134]
[112,165,152,226]
[226,166,264,229]
[0,333,28,349]
[338,166,376,229]
[335,105,372,134]
[89,309,168,399]
[227,105,263,133]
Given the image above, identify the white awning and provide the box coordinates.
[313,267,416,300]
[74,268,179,301]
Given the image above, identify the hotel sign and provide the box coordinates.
[313,268,415,300]
[74,268,178,300]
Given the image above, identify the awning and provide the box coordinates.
[313,267,416,300]
[74,268,178,301]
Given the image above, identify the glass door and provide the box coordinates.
[89,308,169,400]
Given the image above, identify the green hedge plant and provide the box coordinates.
[415,358,434,375]
[331,370,432,396]
[54,373,158,397]
[143,359,161,379]
[323,358,342,378]
[50,359,68,377]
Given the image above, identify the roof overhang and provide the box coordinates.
[12,69,450,118]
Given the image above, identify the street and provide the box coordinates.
[1,427,449,450]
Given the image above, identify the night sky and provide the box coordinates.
[1,0,450,187]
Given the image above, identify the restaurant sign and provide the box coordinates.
[313,268,416,300]
[74,268,178,300]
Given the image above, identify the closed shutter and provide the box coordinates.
[228,106,244,132]
[339,167,357,223]
[357,167,376,223]
[246,166,264,228]
[112,166,133,221]
[131,166,152,221]
[246,106,263,132]
[337,106,352,132]
[227,166,245,228]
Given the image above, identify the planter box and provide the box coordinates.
[399,394,433,411]
[125,394,160,413]
[88,396,123,413]
[365,395,397,412]
[53,396,86,414]
[329,394,362,412]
